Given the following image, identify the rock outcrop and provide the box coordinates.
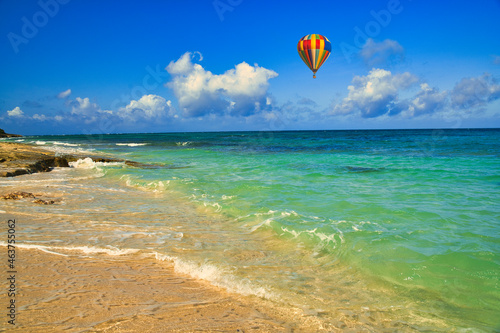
[0,142,185,177]
[1,191,58,204]
[0,143,74,177]
[0,142,122,177]
[0,128,22,138]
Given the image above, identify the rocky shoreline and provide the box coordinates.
[0,142,126,177]
[0,128,22,138]
[0,142,187,177]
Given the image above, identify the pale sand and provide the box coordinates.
[1,247,329,332]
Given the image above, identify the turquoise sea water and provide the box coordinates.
[3,129,499,330]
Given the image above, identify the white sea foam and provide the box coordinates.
[69,157,97,169]
[250,218,273,232]
[0,242,139,256]
[38,144,95,156]
[74,245,139,255]
[52,141,80,147]
[286,227,338,243]
[243,210,320,233]
[147,180,166,192]
[116,143,148,147]
[35,140,46,145]
[69,158,124,169]
[154,252,276,300]
[203,201,222,212]
[236,210,278,221]
[176,141,191,146]
[120,175,167,193]
[280,210,299,217]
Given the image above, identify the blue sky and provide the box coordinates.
[1,0,499,135]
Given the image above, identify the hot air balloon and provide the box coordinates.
[297,34,331,78]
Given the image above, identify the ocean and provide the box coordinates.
[2,129,499,331]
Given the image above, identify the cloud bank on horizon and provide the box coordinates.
[3,45,499,134]
[332,67,500,120]
[1,52,282,134]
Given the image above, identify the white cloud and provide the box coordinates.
[451,73,500,109]
[37,94,175,128]
[119,94,173,120]
[166,52,201,75]
[69,97,112,124]
[57,89,72,99]
[166,52,278,117]
[391,83,448,117]
[71,97,101,115]
[493,55,500,65]
[7,106,24,117]
[331,70,500,121]
[360,39,404,66]
[332,68,418,118]
[32,114,48,121]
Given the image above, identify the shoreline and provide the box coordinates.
[0,141,329,331]
[0,142,172,178]
[0,142,122,177]
[2,247,323,332]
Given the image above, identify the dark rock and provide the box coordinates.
[53,156,70,168]
[2,191,58,204]
[0,143,74,177]
[0,128,22,138]
[1,191,36,200]
[33,199,56,205]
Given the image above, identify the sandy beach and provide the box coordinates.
[0,142,328,332]
[2,247,324,332]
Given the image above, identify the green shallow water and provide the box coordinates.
[6,129,500,330]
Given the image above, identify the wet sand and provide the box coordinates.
[2,247,326,332]
[0,142,328,332]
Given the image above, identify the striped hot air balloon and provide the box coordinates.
[297,34,332,78]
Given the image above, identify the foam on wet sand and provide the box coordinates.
[4,247,320,332]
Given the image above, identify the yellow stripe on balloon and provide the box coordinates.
[312,35,317,69]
